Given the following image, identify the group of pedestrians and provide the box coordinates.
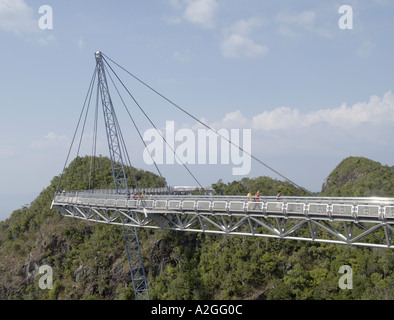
[247,190,281,202]
[127,191,146,200]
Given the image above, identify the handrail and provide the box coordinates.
[54,189,394,204]
[53,190,394,221]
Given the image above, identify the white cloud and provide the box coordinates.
[277,25,301,38]
[30,132,68,150]
[221,110,249,127]
[221,34,268,59]
[165,0,218,28]
[163,15,182,25]
[275,10,331,38]
[185,92,394,186]
[191,91,394,133]
[0,147,15,159]
[173,49,192,63]
[0,0,55,44]
[77,36,84,49]
[194,110,250,130]
[227,17,262,36]
[164,0,219,29]
[169,0,182,8]
[221,18,268,59]
[357,40,375,58]
[252,91,394,131]
[0,0,36,34]
[183,0,218,29]
[276,10,316,26]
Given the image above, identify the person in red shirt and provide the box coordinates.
[255,190,260,202]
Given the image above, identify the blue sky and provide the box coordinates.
[1,0,394,220]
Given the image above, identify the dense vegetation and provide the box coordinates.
[321,156,394,197]
[211,176,309,197]
[0,156,394,300]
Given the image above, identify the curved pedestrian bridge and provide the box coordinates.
[52,190,394,249]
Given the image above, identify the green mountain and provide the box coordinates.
[321,157,394,197]
[0,156,166,300]
[1,155,394,300]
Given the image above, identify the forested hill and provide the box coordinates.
[0,156,166,299]
[1,155,394,300]
[321,156,394,197]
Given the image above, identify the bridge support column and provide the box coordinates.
[122,224,150,300]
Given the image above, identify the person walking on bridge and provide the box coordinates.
[255,190,260,202]
[247,191,252,202]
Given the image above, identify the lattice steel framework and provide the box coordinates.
[52,191,394,249]
[53,51,394,304]
[95,51,149,300]
[95,51,128,192]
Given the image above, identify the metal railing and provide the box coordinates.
[51,189,394,248]
[53,190,394,221]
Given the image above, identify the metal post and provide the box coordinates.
[95,51,128,193]
[122,224,150,300]
[95,51,150,300]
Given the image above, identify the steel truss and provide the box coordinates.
[122,224,150,300]
[95,51,128,192]
[94,51,149,300]
[52,195,394,249]
[55,50,394,304]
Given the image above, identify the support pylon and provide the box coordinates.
[95,51,149,300]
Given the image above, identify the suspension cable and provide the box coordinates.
[89,77,100,190]
[57,67,97,192]
[102,56,206,192]
[104,63,159,191]
[102,53,312,196]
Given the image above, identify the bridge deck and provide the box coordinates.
[53,191,394,221]
[51,190,394,248]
